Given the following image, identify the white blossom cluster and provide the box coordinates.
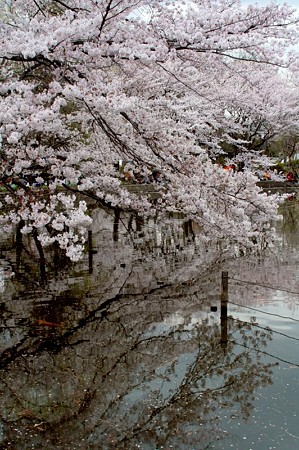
[0,0,298,259]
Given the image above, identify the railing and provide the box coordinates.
[257,180,299,193]
[218,271,299,367]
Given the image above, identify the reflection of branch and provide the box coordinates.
[0,312,276,448]
[0,281,179,368]
[229,299,299,322]
[0,263,216,370]
[229,278,299,297]
[115,320,275,446]
[232,317,299,342]
[231,339,296,367]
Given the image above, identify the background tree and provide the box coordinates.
[218,64,299,162]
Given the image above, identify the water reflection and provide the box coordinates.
[0,296,275,449]
[0,204,297,449]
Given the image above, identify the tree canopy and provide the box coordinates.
[1,0,299,260]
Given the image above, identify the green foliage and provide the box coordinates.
[270,159,299,173]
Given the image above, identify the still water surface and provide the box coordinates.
[0,205,299,449]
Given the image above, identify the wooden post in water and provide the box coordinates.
[220,271,228,349]
[88,230,93,274]
[113,208,120,242]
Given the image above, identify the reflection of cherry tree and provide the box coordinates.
[279,202,299,248]
[0,204,232,297]
[111,318,274,449]
[0,291,275,449]
[218,202,299,312]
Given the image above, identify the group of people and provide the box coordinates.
[286,171,299,182]
[123,168,163,184]
[117,161,163,184]
[223,161,245,173]
[260,168,299,182]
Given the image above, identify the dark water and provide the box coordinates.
[0,205,299,449]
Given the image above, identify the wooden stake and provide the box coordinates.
[220,271,228,349]
[88,229,93,274]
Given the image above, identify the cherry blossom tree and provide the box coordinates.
[0,0,299,260]
[218,63,299,160]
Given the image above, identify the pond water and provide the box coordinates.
[0,204,299,449]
